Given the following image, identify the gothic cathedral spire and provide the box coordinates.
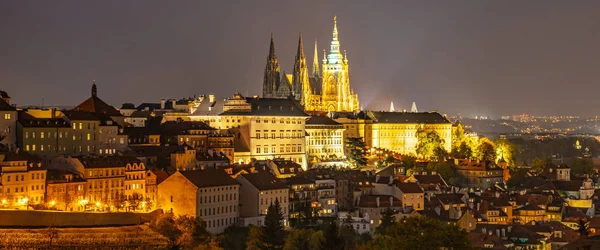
[312,40,320,77]
[292,33,310,105]
[263,33,281,98]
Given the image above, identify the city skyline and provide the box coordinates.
[2,1,600,117]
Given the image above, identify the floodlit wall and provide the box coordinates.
[0,209,161,227]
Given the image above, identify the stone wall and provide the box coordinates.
[0,209,162,227]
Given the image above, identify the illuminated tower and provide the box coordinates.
[320,16,359,112]
[292,33,310,104]
[390,101,395,112]
[262,34,281,98]
[312,40,320,78]
[411,102,418,113]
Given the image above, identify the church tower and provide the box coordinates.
[263,34,281,98]
[292,33,310,104]
[320,16,359,112]
[312,40,320,78]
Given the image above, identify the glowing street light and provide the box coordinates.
[49,200,56,207]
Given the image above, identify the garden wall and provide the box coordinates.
[0,209,162,228]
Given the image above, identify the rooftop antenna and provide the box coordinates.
[41,97,44,109]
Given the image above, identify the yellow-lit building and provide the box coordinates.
[0,151,47,209]
[123,156,146,201]
[46,168,87,211]
[262,17,360,112]
[306,115,345,162]
[74,156,127,209]
[333,111,452,155]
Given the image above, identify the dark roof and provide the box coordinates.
[46,169,87,183]
[367,111,450,124]
[553,180,584,192]
[239,171,288,190]
[0,98,15,111]
[130,110,152,118]
[306,115,342,126]
[17,112,70,128]
[121,103,135,109]
[179,168,238,188]
[271,159,303,174]
[128,145,181,157]
[0,90,10,99]
[73,94,122,117]
[62,110,101,121]
[395,182,424,193]
[151,170,169,184]
[413,174,447,187]
[285,176,315,185]
[220,97,308,117]
[1,151,40,162]
[162,121,215,135]
[79,156,142,169]
[357,195,402,208]
[136,103,165,111]
[516,203,545,211]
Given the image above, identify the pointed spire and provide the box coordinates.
[91,80,97,97]
[296,33,304,59]
[312,40,320,77]
[268,33,276,60]
[333,16,338,41]
[344,50,348,64]
[390,101,395,112]
[411,101,418,113]
[322,49,327,64]
[263,33,281,98]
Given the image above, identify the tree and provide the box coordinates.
[150,212,181,249]
[415,131,444,160]
[451,123,475,159]
[495,139,516,166]
[345,137,368,167]
[399,155,417,169]
[426,161,455,185]
[218,226,249,250]
[452,141,473,159]
[149,213,213,249]
[531,158,551,173]
[431,146,449,162]
[262,199,285,250]
[376,208,396,235]
[245,225,264,250]
[476,138,496,162]
[284,229,324,250]
[323,221,344,250]
[339,217,358,250]
[175,215,212,248]
[572,158,594,176]
[366,216,471,250]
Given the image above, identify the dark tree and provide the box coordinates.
[218,226,249,250]
[262,199,285,250]
[345,137,368,168]
[477,139,496,162]
[246,225,264,250]
[376,208,396,235]
[323,221,344,250]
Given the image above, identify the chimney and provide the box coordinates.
[507,226,512,233]
[375,175,380,183]
[171,100,176,108]
[482,227,487,234]
[376,197,380,208]
[209,94,215,103]
[476,202,480,211]
[389,177,393,185]
[160,99,166,109]
[389,196,393,207]
[501,228,506,237]
[496,229,500,237]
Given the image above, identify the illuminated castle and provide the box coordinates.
[262,16,360,112]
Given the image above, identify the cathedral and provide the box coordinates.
[262,17,360,113]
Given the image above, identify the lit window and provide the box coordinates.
[4,114,10,120]
[87,134,91,140]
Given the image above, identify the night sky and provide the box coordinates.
[2,1,600,117]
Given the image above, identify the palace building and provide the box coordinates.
[263,17,360,113]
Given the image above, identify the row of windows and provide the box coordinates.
[255,118,303,124]
[25,144,96,153]
[260,196,288,206]
[309,148,343,154]
[207,217,237,229]
[308,139,343,145]
[199,205,237,216]
[255,145,302,154]
[126,183,144,190]
[72,122,96,130]
[255,130,304,139]
[308,131,343,137]
[199,193,237,204]
[89,180,125,189]
[2,185,42,194]
[89,169,124,177]
[6,173,45,182]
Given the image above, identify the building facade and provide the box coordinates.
[158,169,240,234]
[306,115,345,163]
